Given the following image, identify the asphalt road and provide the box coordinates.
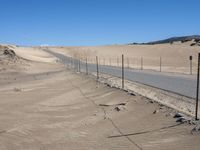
[45,49,197,99]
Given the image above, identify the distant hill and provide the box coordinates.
[129,35,200,45]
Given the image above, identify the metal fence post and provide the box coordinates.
[132,57,134,69]
[71,57,74,68]
[72,58,74,68]
[72,57,73,68]
[86,58,88,74]
[69,57,71,68]
[195,53,200,120]
[141,57,143,70]
[190,56,193,75]
[76,59,78,71]
[71,58,73,68]
[122,54,124,89]
[96,56,99,80]
[78,59,81,72]
[160,57,162,72]
[75,59,77,70]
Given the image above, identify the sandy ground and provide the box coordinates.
[0,45,200,150]
[98,73,200,119]
[49,42,200,74]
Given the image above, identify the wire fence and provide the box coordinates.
[45,49,200,120]
[78,56,198,75]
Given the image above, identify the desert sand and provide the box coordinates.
[0,45,200,150]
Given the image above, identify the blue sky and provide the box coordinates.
[0,0,200,46]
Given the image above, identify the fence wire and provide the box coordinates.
[45,49,199,99]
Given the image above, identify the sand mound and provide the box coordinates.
[0,45,28,72]
[3,49,16,57]
[1,46,16,60]
[0,46,23,61]
[13,47,58,63]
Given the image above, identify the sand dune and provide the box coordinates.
[12,46,58,63]
[0,45,64,75]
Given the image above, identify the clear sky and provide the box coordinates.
[0,0,200,46]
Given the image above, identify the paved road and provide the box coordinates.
[45,49,197,99]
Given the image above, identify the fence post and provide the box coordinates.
[132,57,134,69]
[122,54,124,89]
[70,57,72,68]
[195,53,200,120]
[69,57,71,68]
[190,56,193,75]
[76,59,78,71]
[71,58,73,68]
[86,58,88,74]
[141,57,143,70]
[74,59,76,68]
[78,59,81,72]
[74,59,76,69]
[72,58,74,68]
[96,56,99,80]
[160,57,162,72]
